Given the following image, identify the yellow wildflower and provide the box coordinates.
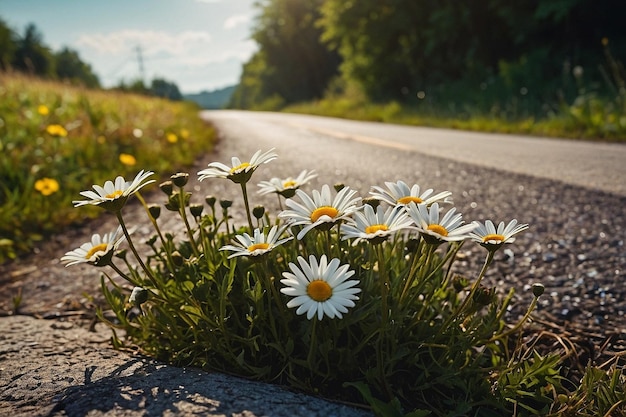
[180,128,190,139]
[46,124,68,137]
[34,178,60,196]
[119,153,137,166]
[37,105,50,116]
[166,133,178,143]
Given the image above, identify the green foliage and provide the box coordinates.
[229,0,340,109]
[54,47,100,88]
[0,73,216,263]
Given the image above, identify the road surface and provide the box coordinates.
[201,110,626,197]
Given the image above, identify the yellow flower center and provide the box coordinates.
[247,243,270,252]
[106,190,124,199]
[283,180,297,188]
[427,224,448,236]
[365,224,388,234]
[86,243,108,259]
[230,162,250,173]
[397,196,423,205]
[307,280,332,302]
[310,206,339,222]
[482,233,505,243]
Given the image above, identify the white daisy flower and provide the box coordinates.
[341,204,413,244]
[197,148,277,184]
[406,202,477,244]
[61,226,126,267]
[370,180,452,207]
[469,219,529,251]
[220,225,293,259]
[257,169,317,198]
[280,254,361,320]
[73,170,155,212]
[278,184,361,240]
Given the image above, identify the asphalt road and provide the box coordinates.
[201,110,626,197]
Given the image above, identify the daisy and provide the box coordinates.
[278,184,361,240]
[280,254,361,320]
[341,204,413,244]
[197,148,277,184]
[370,180,452,207]
[73,170,155,212]
[469,219,529,251]
[257,169,317,198]
[61,226,125,267]
[406,202,477,245]
[220,225,293,259]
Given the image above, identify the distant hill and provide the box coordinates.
[184,85,236,109]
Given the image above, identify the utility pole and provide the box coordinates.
[135,45,145,84]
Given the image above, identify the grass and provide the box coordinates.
[0,72,216,263]
[284,95,626,143]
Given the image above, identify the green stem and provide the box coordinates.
[108,261,138,286]
[488,295,539,343]
[115,211,159,289]
[240,182,254,232]
[442,250,496,330]
[178,188,201,257]
[307,318,318,367]
[376,244,390,324]
[135,192,175,272]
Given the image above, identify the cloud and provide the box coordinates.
[223,14,250,30]
[76,30,212,57]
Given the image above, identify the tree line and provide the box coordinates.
[0,19,182,100]
[229,0,626,117]
[1,19,100,88]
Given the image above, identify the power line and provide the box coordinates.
[135,45,145,83]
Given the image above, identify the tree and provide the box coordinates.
[231,0,340,108]
[12,23,54,76]
[0,19,16,71]
[151,78,182,101]
[54,47,100,88]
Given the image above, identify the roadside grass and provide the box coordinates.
[285,96,626,142]
[0,72,216,263]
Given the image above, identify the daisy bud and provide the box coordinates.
[129,287,149,306]
[473,286,496,306]
[148,204,161,219]
[252,205,265,219]
[220,199,232,209]
[452,275,469,292]
[171,172,189,188]
[190,204,204,217]
[165,192,180,211]
[205,195,216,208]
[171,251,184,267]
[362,197,381,210]
[159,180,173,196]
[334,183,345,192]
[532,283,545,297]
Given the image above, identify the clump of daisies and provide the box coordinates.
[66,149,568,416]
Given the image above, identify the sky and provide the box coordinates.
[0,0,259,94]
